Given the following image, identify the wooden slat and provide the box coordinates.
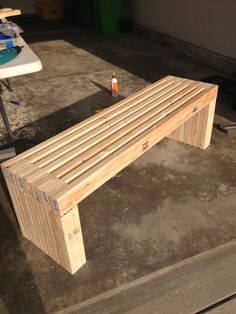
[1,168,27,237]
[0,8,21,18]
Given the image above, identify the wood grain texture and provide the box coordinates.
[168,99,217,149]
[1,76,218,274]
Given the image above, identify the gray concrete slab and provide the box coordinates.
[0,23,235,314]
[55,241,236,314]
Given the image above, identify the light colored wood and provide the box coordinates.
[57,206,86,274]
[0,8,21,18]
[168,99,217,149]
[1,76,218,274]
[1,168,27,237]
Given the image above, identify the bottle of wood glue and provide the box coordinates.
[111,72,118,97]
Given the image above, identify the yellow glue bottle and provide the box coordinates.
[111,72,118,97]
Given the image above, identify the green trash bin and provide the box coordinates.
[93,0,126,36]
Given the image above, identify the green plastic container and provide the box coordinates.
[93,0,126,36]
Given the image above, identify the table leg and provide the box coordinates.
[0,96,18,140]
[6,78,13,92]
[0,96,38,151]
[0,79,13,92]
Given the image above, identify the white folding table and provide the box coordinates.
[0,18,42,148]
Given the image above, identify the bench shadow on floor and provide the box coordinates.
[12,89,124,152]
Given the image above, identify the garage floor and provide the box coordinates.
[0,22,236,314]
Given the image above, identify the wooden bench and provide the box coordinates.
[1,76,218,274]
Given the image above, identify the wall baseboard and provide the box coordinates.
[133,24,236,76]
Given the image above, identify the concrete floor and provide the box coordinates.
[60,241,236,314]
[0,22,236,314]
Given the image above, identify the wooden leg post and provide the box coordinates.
[58,205,86,274]
[168,98,216,150]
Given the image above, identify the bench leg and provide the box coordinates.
[58,205,86,274]
[168,99,216,150]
